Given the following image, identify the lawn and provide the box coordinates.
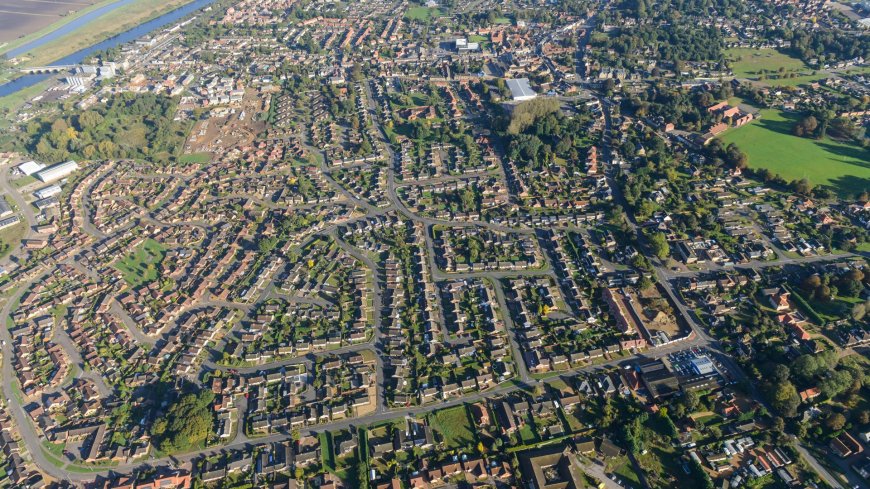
[0,80,52,123]
[405,6,442,20]
[724,47,826,87]
[114,238,167,287]
[0,221,26,260]
[429,405,476,449]
[719,107,870,197]
[726,48,808,78]
[178,152,212,165]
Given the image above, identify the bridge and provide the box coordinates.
[19,65,79,74]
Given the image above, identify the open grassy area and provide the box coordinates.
[0,79,52,123]
[405,6,442,20]
[429,405,475,449]
[114,238,166,287]
[0,221,26,260]
[724,47,827,86]
[726,48,808,78]
[178,152,212,165]
[719,107,870,197]
[16,0,196,67]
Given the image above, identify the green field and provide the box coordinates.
[429,405,475,449]
[719,107,870,197]
[0,80,52,123]
[405,6,442,20]
[0,222,26,260]
[725,48,824,86]
[114,238,167,287]
[178,152,212,165]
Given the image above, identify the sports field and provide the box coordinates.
[405,6,442,20]
[719,107,870,197]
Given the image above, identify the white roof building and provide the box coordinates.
[690,356,715,376]
[35,160,79,183]
[16,161,45,176]
[33,184,62,200]
[506,78,537,101]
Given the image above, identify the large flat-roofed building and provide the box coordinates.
[0,197,11,218]
[455,38,480,52]
[690,356,715,376]
[15,161,45,176]
[33,184,62,200]
[35,160,79,183]
[506,78,537,101]
[638,359,680,399]
[0,215,19,231]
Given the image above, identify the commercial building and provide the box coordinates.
[638,359,680,399]
[0,215,19,231]
[455,38,479,52]
[506,78,537,102]
[33,184,62,200]
[15,161,45,176]
[0,197,11,218]
[35,160,79,183]
[690,356,715,376]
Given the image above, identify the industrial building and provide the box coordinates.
[455,38,479,52]
[0,215,20,231]
[506,78,537,102]
[35,160,79,183]
[0,197,11,218]
[33,184,62,200]
[15,161,45,176]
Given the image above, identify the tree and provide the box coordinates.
[793,115,817,137]
[825,413,846,431]
[647,231,670,260]
[153,390,215,452]
[772,416,785,433]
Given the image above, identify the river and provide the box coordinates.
[0,0,218,98]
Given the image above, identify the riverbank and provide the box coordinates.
[10,0,198,67]
[0,0,119,56]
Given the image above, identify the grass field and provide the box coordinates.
[405,6,442,20]
[725,48,825,87]
[0,80,52,123]
[0,222,26,260]
[719,107,870,197]
[17,0,196,67]
[114,238,166,287]
[429,405,475,449]
[178,152,212,165]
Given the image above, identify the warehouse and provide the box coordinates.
[0,215,20,231]
[15,160,45,176]
[35,160,79,183]
[506,78,537,102]
[0,197,11,218]
[33,184,62,200]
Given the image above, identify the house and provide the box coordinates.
[519,445,583,489]
[830,432,863,458]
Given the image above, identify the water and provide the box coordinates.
[4,0,140,59]
[0,0,218,98]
